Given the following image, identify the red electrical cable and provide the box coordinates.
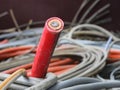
[49,58,74,67]
[0,39,8,44]
[30,17,64,78]
[3,63,32,74]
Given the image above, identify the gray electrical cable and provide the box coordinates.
[0,37,38,49]
[0,11,8,18]
[0,80,28,90]
[54,24,119,81]
[48,77,101,90]
[79,0,100,23]
[9,9,22,33]
[72,30,108,38]
[25,73,57,90]
[53,44,107,81]
[0,69,26,90]
[0,28,42,39]
[86,4,110,23]
[63,24,118,41]
[106,40,120,54]
[94,17,112,25]
[0,54,34,71]
[110,66,120,80]
[70,0,90,26]
[108,40,120,80]
[61,81,120,90]
[91,10,110,23]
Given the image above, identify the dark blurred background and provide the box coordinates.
[0,0,119,31]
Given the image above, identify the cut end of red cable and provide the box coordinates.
[29,17,64,78]
[46,17,64,33]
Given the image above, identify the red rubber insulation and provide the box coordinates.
[30,17,64,78]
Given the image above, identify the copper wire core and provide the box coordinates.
[48,19,62,31]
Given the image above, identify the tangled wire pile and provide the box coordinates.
[0,23,120,90]
[0,0,120,90]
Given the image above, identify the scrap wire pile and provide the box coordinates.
[0,24,120,90]
[1,0,120,90]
